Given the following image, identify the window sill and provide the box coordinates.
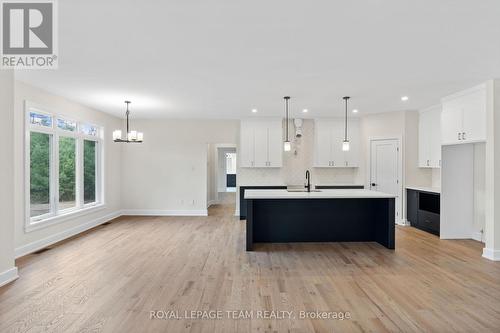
[26,203,106,233]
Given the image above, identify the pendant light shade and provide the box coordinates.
[283,96,291,152]
[113,101,143,143]
[342,96,350,152]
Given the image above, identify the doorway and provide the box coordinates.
[370,138,403,224]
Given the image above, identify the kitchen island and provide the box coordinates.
[244,189,396,251]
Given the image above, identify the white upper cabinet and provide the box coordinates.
[418,105,442,168]
[239,119,283,168]
[313,118,360,168]
[441,84,487,145]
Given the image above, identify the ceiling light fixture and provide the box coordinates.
[283,96,291,152]
[113,101,143,143]
[401,96,409,101]
[352,109,359,113]
[252,109,258,113]
[342,96,350,152]
[302,109,308,113]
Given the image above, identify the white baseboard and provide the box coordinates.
[471,231,484,243]
[207,200,219,208]
[482,248,500,261]
[397,219,408,226]
[15,211,122,258]
[121,209,208,217]
[234,209,240,217]
[0,267,19,287]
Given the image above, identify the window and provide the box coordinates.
[84,140,96,204]
[58,136,76,210]
[81,123,98,137]
[57,118,77,132]
[26,102,103,229]
[30,132,52,218]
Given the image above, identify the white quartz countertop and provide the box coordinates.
[244,189,396,199]
[406,186,441,194]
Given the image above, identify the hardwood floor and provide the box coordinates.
[1,193,500,332]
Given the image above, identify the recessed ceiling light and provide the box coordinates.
[251,109,258,113]
[352,109,358,113]
[401,96,409,101]
[302,109,308,113]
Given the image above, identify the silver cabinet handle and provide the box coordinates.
[427,160,429,166]
[458,132,461,140]
[462,132,466,140]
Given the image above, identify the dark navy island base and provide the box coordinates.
[245,197,395,251]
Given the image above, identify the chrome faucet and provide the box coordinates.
[305,170,311,192]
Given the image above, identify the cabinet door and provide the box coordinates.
[441,100,463,145]
[462,88,486,143]
[418,111,431,167]
[314,120,333,167]
[331,120,345,167]
[429,108,442,168]
[406,189,418,226]
[267,120,283,167]
[253,122,268,167]
[344,119,360,167]
[239,121,255,167]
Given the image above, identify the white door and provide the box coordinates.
[370,139,401,223]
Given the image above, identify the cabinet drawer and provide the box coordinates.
[417,210,440,236]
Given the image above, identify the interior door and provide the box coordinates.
[370,139,401,223]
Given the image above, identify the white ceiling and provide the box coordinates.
[16,0,500,119]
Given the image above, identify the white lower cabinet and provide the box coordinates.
[418,105,442,168]
[313,118,360,168]
[239,119,283,168]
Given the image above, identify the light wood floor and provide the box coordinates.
[1,193,500,332]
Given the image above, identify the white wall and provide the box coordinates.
[121,119,238,214]
[13,81,123,256]
[0,71,17,286]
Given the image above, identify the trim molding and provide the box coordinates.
[482,248,500,261]
[15,211,122,258]
[207,200,219,208]
[472,231,484,243]
[234,209,240,217]
[0,267,19,288]
[121,209,208,217]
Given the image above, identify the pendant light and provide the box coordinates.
[342,96,350,151]
[283,96,291,151]
[113,101,143,143]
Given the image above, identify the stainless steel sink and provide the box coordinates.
[286,186,321,192]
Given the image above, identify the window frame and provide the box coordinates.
[25,101,105,232]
